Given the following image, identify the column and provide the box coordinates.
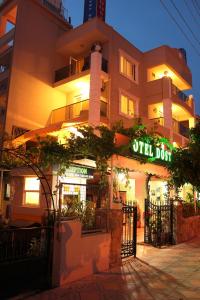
[89,45,102,127]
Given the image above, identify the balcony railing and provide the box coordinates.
[172,84,189,102]
[41,0,70,22]
[0,28,15,55]
[150,117,164,126]
[51,99,107,124]
[55,57,108,82]
[151,117,189,138]
[179,124,189,138]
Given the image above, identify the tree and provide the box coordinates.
[168,122,200,192]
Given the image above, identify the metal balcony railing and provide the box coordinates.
[150,117,164,126]
[51,99,107,123]
[179,124,189,138]
[172,84,189,102]
[41,0,70,22]
[55,57,108,82]
[150,117,189,138]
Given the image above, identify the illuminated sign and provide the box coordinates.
[65,165,94,178]
[131,140,172,162]
[83,0,106,23]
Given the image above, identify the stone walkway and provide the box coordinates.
[18,235,200,300]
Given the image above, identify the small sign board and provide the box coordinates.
[64,165,94,178]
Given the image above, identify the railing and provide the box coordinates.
[0,226,52,263]
[41,0,70,22]
[51,99,107,123]
[172,119,179,134]
[0,28,15,55]
[179,123,189,138]
[55,56,90,82]
[55,57,108,82]
[172,84,189,102]
[150,117,189,138]
[150,117,164,126]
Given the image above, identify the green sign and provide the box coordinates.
[65,165,94,178]
[131,140,172,162]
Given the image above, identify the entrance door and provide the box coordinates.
[121,205,137,258]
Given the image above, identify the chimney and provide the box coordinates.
[83,0,106,23]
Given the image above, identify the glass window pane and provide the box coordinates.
[128,99,134,116]
[120,95,128,114]
[25,192,39,206]
[25,177,39,191]
[127,61,132,77]
[120,56,124,73]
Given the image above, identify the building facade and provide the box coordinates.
[0,0,197,224]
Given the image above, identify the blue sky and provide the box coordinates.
[63,0,200,114]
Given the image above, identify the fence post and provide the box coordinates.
[170,200,174,244]
[108,209,123,268]
[144,199,150,243]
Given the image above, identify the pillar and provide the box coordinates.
[162,76,173,140]
[89,44,102,127]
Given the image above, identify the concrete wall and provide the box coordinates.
[52,220,111,287]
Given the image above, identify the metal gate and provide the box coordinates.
[0,226,53,299]
[121,205,137,258]
[144,199,174,247]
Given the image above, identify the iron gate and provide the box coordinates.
[144,199,174,247]
[121,205,137,258]
[0,226,53,299]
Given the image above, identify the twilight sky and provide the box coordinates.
[64,0,200,114]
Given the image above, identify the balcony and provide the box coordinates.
[51,99,107,124]
[0,28,14,55]
[55,57,108,83]
[179,123,189,138]
[150,117,189,138]
[172,84,189,102]
[40,0,70,23]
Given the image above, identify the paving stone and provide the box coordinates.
[22,234,200,300]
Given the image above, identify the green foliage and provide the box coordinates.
[61,197,95,230]
[168,122,200,192]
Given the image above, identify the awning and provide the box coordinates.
[110,154,169,178]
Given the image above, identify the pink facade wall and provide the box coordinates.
[52,220,111,287]
[5,0,69,134]
[9,167,52,223]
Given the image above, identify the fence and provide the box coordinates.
[0,226,53,298]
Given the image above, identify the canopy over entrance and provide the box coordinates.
[110,154,169,178]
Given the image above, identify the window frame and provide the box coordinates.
[119,89,139,119]
[23,176,40,207]
[119,49,139,84]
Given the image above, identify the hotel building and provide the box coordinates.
[0,0,197,223]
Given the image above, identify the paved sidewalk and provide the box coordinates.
[21,236,200,300]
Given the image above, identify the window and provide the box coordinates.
[24,177,40,206]
[120,54,138,82]
[120,94,134,117]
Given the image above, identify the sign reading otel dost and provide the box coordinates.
[131,139,172,162]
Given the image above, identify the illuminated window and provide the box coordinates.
[120,94,134,117]
[24,177,40,206]
[120,55,138,82]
